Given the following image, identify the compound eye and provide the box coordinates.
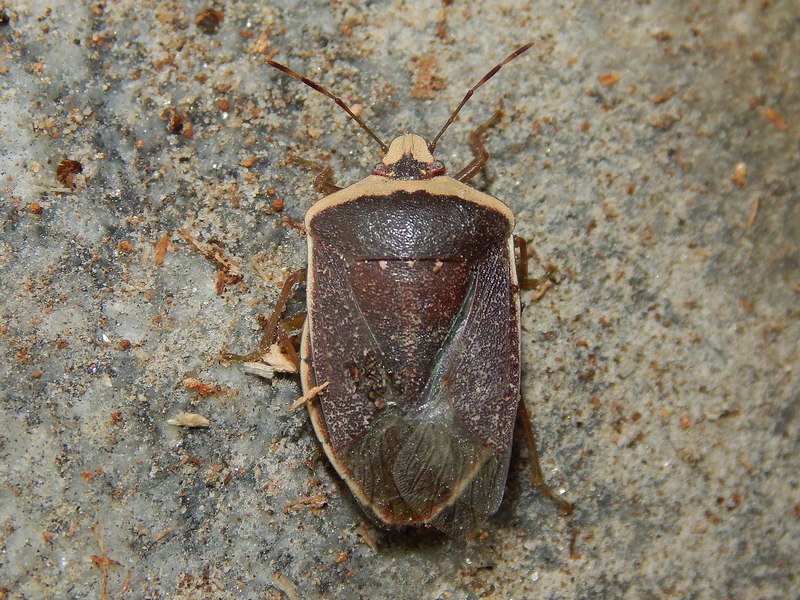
[428,160,446,175]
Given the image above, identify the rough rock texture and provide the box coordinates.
[0,1,797,598]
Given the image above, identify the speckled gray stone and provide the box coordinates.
[0,1,797,598]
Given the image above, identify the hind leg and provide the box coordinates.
[517,396,573,515]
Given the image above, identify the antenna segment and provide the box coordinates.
[266,58,389,152]
[428,42,534,153]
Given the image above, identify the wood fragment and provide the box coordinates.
[179,228,243,294]
[744,196,760,230]
[289,381,329,411]
[242,362,276,379]
[167,412,211,428]
[90,524,122,600]
[271,571,301,600]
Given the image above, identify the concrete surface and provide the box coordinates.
[0,1,797,598]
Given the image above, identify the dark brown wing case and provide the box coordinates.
[304,188,519,535]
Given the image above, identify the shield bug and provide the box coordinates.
[252,43,571,535]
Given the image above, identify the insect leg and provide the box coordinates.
[290,156,343,195]
[514,235,534,290]
[222,269,306,366]
[517,396,573,515]
[514,236,559,299]
[454,110,503,182]
[311,164,342,195]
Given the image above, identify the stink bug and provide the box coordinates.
[250,43,571,535]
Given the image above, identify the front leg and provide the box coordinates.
[454,110,504,183]
[289,156,343,196]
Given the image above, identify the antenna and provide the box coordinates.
[428,42,534,153]
[266,58,389,153]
